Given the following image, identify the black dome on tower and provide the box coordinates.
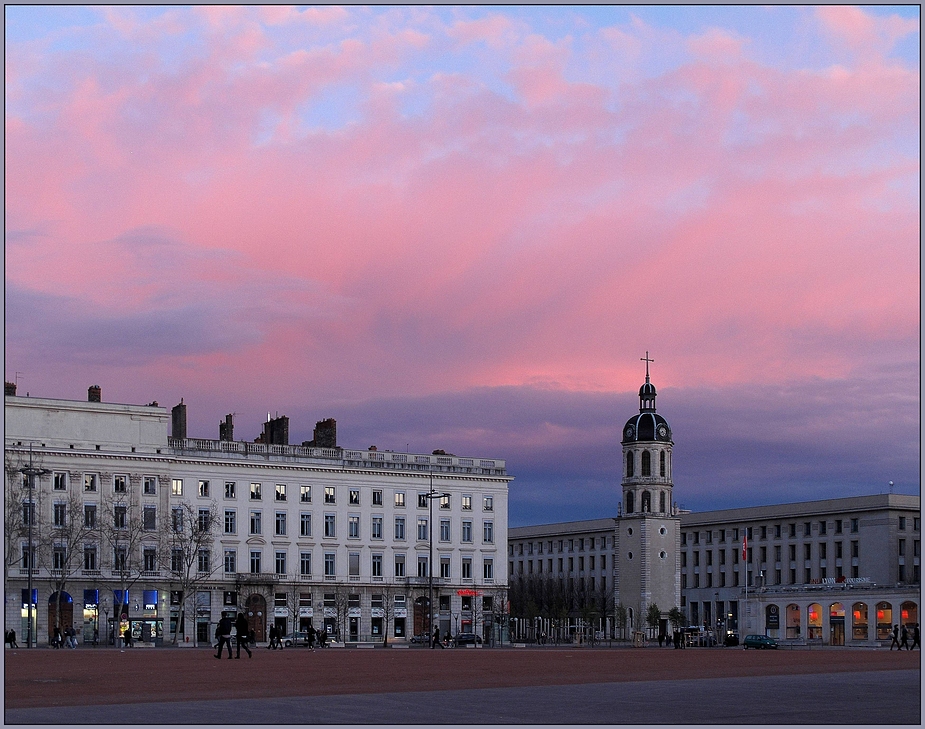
[621,352,672,444]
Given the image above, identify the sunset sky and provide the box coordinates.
[5,5,919,526]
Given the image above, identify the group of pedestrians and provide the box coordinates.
[4,629,19,648]
[51,626,78,649]
[215,611,253,659]
[889,623,919,650]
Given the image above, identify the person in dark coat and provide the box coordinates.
[214,612,234,659]
[52,627,62,648]
[911,624,920,650]
[890,625,901,650]
[123,626,132,647]
[431,625,444,649]
[235,613,252,659]
[899,624,910,650]
[307,624,316,652]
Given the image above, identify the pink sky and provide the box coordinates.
[5,6,919,524]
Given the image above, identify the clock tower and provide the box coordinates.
[614,353,681,638]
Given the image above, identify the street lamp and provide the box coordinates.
[101,596,110,645]
[423,472,450,646]
[19,445,50,649]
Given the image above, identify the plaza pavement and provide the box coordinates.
[4,644,921,725]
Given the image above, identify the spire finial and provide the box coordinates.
[641,351,654,383]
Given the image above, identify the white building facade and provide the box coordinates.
[4,388,511,646]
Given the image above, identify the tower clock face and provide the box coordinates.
[657,425,668,438]
[624,425,635,439]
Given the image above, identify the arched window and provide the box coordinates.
[626,451,634,478]
[641,450,651,477]
[852,602,868,641]
[625,491,634,514]
[641,491,651,512]
[659,490,666,512]
[660,451,666,477]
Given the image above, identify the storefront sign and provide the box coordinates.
[766,605,779,629]
[298,607,313,617]
[323,607,336,618]
[348,607,361,618]
[457,589,482,597]
[371,608,384,618]
[274,607,288,617]
[394,608,407,618]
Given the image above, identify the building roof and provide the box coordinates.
[509,517,617,539]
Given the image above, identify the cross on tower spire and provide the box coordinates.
[641,351,654,383]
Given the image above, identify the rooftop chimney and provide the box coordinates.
[5,382,16,396]
[172,399,187,440]
[88,385,101,402]
[302,418,337,449]
[219,414,234,442]
[262,415,289,446]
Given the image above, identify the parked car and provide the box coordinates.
[742,634,778,649]
[454,632,483,647]
[282,631,312,647]
[409,634,430,644]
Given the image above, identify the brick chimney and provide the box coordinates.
[88,385,101,402]
[4,382,16,396]
[262,415,289,446]
[171,399,187,440]
[219,414,234,442]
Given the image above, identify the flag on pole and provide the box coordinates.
[742,532,748,561]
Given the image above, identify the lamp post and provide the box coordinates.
[101,596,110,646]
[19,445,49,649]
[423,472,450,646]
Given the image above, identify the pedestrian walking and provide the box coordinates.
[8,629,18,648]
[66,626,77,648]
[911,624,920,650]
[123,626,133,648]
[899,624,910,650]
[267,625,282,650]
[307,624,316,652]
[431,625,443,649]
[235,613,252,659]
[890,624,901,650]
[214,612,234,659]
[52,627,62,649]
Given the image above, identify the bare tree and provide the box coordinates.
[160,500,219,645]
[375,582,399,646]
[98,482,149,638]
[3,451,29,597]
[40,486,97,638]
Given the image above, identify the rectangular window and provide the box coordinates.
[198,480,209,497]
[372,515,383,540]
[170,548,182,573]
[394,554,405,578]
[819,520,827,535]
[395,516,406,540]
[300,513,312,537]
[225,510,236,534]
[172,479,183,496]
[789,544,796,561]
[172,507,183,532]
[789,523,796,538]
[835,519,842,534]
[899,516,907,530]
[372,490,383,506]
[349,552,360,577]
[898,539,906,556]
[440,495,450,509]
[324,487,336,504]
[483,558,494,579]
[143,506,157,531]
[483,521,494,543]
[462,520,473,543]
[348,515,360,539]
[250,550,261,573]
[143,477,157,495]
[324,552,336,577]
[84,474,98,492]
[440,518,450,542]
[198,549,211,573]
[462,557,472,579]
[462,495,472,511]
[804,544,811,560]
[53,472,67,490]
[250,483,262,500]
[250,511,262,535]
[483,495,493,511]
[198,509,211,532]
[113,505,126,530]
[349,489,360,505]
[300,552,312,576]
[83,545,97,570]
[275,512,287,536]
[417,517,428,541]
[224,549,236,574]
[804,522,811,537]
[372,554,383,578]
[275,483,287,501]
[417,555,428,577]
[224,481,236,499]
[394,492,405,508]
[418,493,429,508]
[300,485,311,503]
[851,540,859,558]
[114,475,127,493]
[83,504,96,529]
[324,514,336,539]
[851,518,859,533]
[819,543,827,559]
[275,551,287,575]
[774,524,781,539]
[440,556,450,578]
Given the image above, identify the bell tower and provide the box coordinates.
[614,352,681,638]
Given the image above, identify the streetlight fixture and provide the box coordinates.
[423,472,450,646]
[19,445,49,649]
[101,596,110,645]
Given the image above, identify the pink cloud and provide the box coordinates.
[815,5,919,60]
